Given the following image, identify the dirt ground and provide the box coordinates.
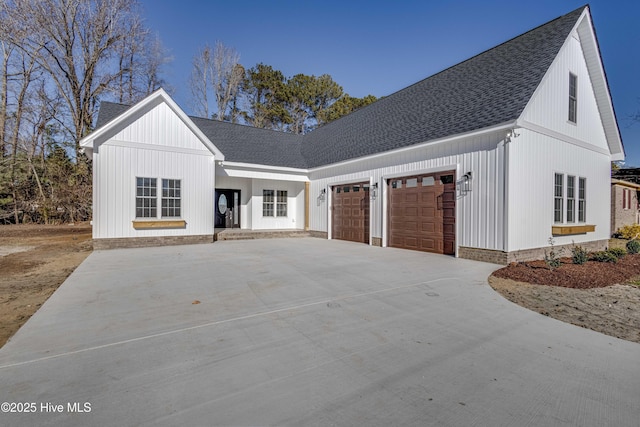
[0,224,92,348]
[1,225,640,349]
[490,254,640,344]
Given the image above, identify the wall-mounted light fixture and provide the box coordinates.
[458,172,472,196]
[319,188,326,201]
[506,129,520,141]
[371,182,378,200]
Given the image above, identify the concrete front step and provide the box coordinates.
[214,229,312,241]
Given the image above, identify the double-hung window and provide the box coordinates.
[566,175,575,222]
[136,177,181,219]
[578,178,586,222]
[568,73,577,123]
[262,189,287,217]
[262,190,274,216]
[554,173,564,223]
[136,178,157,218]
[161,179,181,218]
[554,174,586,223]
[276,190,288,217]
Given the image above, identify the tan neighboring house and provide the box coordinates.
[611,179,640,235]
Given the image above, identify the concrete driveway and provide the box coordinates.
[0,238,639,426]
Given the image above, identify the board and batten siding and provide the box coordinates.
[308,130,507,252]
[520,29,608,152]
[512,26,613,251]
[249,179,305,230]
[92,102,216,239]
[506,128,610,251]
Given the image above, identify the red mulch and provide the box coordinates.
[492,254,640,289]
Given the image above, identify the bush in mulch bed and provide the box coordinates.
[492,253,640,289]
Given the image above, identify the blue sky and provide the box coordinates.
[138,0,640,166]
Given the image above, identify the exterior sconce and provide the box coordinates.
[371,183,378,200]
[506,129,520,141]
[458,172,472,196]
[319,188,326,201]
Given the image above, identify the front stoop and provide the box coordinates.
[214,229,312,241]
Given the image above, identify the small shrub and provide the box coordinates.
[571,245,588,265]
[626,239,640,254]
[614,224,640,240]
[544,237,562,270]
[608,247,626,259]
[590,251,618,263]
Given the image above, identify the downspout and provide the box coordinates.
[502,134,511,257]
[304,181,310,231]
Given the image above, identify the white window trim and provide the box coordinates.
[262,189,288,217]
[568,72,578,124]
[554,173,586,224]
[135,176,182,219]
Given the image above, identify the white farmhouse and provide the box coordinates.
[80,6,623,263]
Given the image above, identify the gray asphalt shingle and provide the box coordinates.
[94,6,585,169]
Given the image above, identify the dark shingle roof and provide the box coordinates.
[94,6,585,169]
[95,101,131,129]
[301,6,585,167]
[190,118,306,168]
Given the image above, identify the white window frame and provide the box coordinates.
[262,190,274,217]
[161,179,181,218]
[276,190,288,217]
[262,189,288,217]
[554,173,586,224]
[566,175,575,223]
[135,177,182,219]
[568,73,577,124]
[578,177,586,222]
[554,173,564,223]
[136,177,157,218]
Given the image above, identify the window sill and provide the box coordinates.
[551,224,595,235]
[133,220,186,229]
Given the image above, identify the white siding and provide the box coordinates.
[520,31,608,151]
[93,102,216,239]
[507,128,610,251]
[309,131,507,251]
[106,102,210,152]
[250,179,305,230]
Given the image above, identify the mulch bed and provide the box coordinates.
[492,254,640,289]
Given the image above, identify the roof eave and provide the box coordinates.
[80,89,225,160]
[577,7,625,160]
[308,120,518,172]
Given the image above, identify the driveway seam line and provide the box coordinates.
[0,277,458,370]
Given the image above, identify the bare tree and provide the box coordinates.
[0,0,168,224]
[141,33,173,97]
[0,41,12,158]
[190,41,242,121]
[212,41,241,121]
[4,0,147,157]
[189,44,214,118]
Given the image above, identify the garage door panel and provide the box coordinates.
[421,207,436,217]
[332,182,369,244]
[405,207,418,217]
[404,237,418,248]
[405,194,419,203]
[421,192,436,203]
[388,172,455,255]
[420,238,436,250]
[421,222,435,233]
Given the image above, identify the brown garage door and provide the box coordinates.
[388,172,455,254]
[332,182,370,243]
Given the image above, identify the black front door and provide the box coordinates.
[215,189,241,228]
